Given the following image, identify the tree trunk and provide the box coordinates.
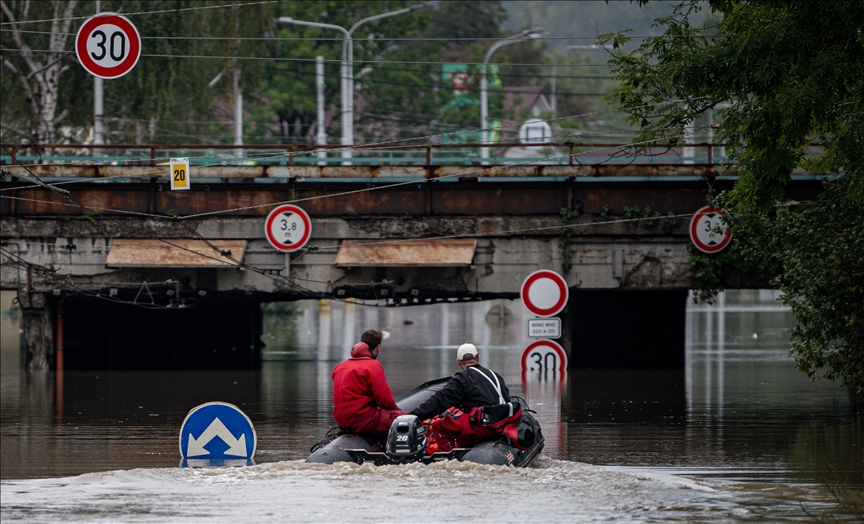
[1,0,79,151]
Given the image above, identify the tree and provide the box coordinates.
[1,0,79,145]
[603,0,864,393]
[1,0,272,146]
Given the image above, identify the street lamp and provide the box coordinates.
[480,28,548,162]
[344,5,426,156]
[277,17,350,162]
[551,45,608,113]
[279,5,425,164]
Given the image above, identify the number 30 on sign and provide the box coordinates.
[170,158,190,191]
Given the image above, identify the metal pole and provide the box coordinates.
[684,115,695,165]
[340,49,351,164]
[93,1,104,156]
[480,29,548,163]
[233,11,243,160]
[233,62,244,159]
[552,45,606,114]
[480,67,489,162]
[276,18,349,163]
[316,56,327,165]
[345,6,426,165]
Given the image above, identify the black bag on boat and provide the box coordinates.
[481,401,523,428]
[515,411,542,448]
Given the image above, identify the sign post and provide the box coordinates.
[169,158,190,191]
[75,13,142,79]
[265,204,312,252]
[689,206,732,253]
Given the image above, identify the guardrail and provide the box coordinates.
[1,141,732,167]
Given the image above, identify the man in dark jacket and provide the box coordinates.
[332,329,406,438]
[411,343,520,453]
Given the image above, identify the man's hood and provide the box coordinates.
[350,342,373,359]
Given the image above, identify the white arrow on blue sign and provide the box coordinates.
[179,402,256,462]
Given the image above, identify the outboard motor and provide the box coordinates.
[385,414,428,463]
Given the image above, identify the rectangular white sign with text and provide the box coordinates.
[528,318,561,339]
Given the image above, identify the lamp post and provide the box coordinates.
[344,5,426,158]
[551,45,608,113]
[279,5,425,164]
[480,28,548,162]
[277,17,350,162]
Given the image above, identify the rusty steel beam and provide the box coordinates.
[0,164,726,180]
[0,178,825,218]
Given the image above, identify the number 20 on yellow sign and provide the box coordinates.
[169,158,190,191]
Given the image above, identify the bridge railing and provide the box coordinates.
[1,141,737,167]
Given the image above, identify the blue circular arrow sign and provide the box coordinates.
[179,402,256,461]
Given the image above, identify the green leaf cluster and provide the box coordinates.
[606,0,864,392]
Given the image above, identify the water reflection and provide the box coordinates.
[1,290,861,506]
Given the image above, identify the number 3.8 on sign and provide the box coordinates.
[280,218,298,239]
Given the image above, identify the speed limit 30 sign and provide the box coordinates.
[75,13,141,79]
[265,205,312,252]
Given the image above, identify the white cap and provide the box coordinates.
[457,343,478,362]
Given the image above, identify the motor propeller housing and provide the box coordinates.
[385,414,428,463]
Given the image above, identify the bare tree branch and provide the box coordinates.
[0,122,37,141]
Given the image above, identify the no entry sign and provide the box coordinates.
[520,269,568,317]
[521,339,568,383]
[689,206,732,253]
[75,13,141,79]
[265,205,311,252]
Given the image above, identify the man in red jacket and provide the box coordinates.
[331,329,406,438]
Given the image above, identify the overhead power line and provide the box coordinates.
[0,0,282,26]
[0,48,621,67]
[0,28,722,42]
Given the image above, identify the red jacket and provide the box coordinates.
[331,342,405,436]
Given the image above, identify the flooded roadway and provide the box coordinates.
[1,291,861,522]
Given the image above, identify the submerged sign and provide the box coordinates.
[179,402,256,467]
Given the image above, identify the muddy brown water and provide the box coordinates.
[1,292,861,522]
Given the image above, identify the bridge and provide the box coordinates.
[0,142,824,371]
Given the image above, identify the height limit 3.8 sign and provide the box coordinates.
[265,205,311,252]
[689,206,732,253]
[75,13,141,79]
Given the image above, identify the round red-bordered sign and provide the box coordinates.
[520,269,569,317]
[75,13,141,79]
[521,339,568,383]
[689,206,732,253]
[265,205,312,252]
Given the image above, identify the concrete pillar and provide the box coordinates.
[557,299,573,361]
[318,300,332,361]
[18,292,53,371]
[342,298,356,352]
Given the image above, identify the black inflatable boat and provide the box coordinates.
[307,378,545,467]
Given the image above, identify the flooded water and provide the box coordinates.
[1,290,861,522]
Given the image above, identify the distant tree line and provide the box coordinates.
[1,0,624,147]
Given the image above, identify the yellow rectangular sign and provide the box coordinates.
[169,158,190,191]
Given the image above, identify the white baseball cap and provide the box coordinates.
[457,343,478,362]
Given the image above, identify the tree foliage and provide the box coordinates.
[603,0,864,392]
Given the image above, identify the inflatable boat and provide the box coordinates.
[307,378,545,467]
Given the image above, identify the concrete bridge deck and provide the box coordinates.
[0,142,826,371]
